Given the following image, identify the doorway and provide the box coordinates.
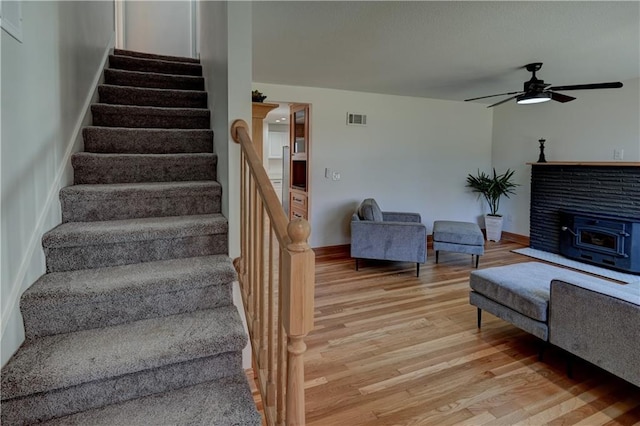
[114,0,198,58]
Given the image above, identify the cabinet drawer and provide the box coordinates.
[290,206,307,220]
[290,191,307,209]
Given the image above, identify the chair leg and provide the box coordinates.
[538,340,548,361]
[416,263,420,277]
[477,308,482,329]
[567,353,574,379]
[436,251,439,264]
[475,255,480,268]
[355,258,359,271]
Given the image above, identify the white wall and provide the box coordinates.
[124,0,194,58]
[492,78,640,236]
[1,1,114,366]
[198,0,252,368]
[252,83,494,248]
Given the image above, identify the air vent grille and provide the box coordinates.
[347,113,367,126]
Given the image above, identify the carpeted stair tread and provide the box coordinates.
[99,84,207,109]
[21,255,236,339]
[43,214,227,248]
[0,306,247,400]
[113,48,200,64]
[43,214,229,272]
[60,181,221,222]
[2,352,243,425]
[72,152,217,184]
[91,104,210,129]
[104,68,205,91]
[42,373,261,426]
[109,54,202,76]
[83,127,213,154]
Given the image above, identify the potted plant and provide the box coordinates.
[466,168,518,242]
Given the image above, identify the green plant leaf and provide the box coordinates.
[466,168,519,215]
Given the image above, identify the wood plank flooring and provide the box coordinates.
[253,241,640,425]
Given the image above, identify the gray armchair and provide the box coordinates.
[351,198,427,276]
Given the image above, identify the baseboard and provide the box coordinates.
[501,231,530,246]
[1,34,115,364]
[312,244,350,257]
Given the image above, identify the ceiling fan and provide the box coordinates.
[464,63,623,108]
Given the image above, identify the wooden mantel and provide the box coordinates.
[527,161,640,167]
[251,102,279,160]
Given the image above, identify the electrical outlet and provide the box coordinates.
[613,148,624,160]
[332,172,341,181]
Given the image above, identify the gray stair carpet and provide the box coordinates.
[0,48,260,425]
[72,152,217,183]
[91,104,211,129]
[109,54,203,76]
[104,68,205,91]
[83,127,213,154]
[60,181,221,222]
[98,84,208,108]
[22,255,236,339]
[113,48,201,64]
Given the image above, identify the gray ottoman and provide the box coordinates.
[469,262,591,342]
[433,220,484,268]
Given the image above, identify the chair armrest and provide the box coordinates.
[549,278,640,387]
[382,211,422,223]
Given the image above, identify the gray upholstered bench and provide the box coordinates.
[469,262,593,342]
[433,220,484,268]
[470,261,639,383]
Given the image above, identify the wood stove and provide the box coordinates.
[559,210,640,275]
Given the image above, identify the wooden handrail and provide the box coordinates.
[231,119,315,426]
[232,120,289,247]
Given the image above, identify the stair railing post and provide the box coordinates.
[281,219,315,426]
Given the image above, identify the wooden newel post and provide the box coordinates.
[282,219,315,426]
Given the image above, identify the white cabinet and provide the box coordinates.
[268,131,288,159]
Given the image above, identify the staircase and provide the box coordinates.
[1,49,261,425]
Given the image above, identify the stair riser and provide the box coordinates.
[45,235,228,273]
[99,86,207,109]
[114,49,200,64]
[23,283,232,339]
[61,190,221,222]
[104,69,205,91]
[72,156,216,184]
[91,108,210,129]
[82,128,213,154]
[109,55,202,76]
[1,352,241,425]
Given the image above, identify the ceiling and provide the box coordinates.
[252,1,640,106]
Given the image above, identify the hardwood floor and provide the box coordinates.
[251,240,640,425]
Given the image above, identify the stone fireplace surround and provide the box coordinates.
[529,162,640,273]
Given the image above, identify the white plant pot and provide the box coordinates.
[485,215,503,242]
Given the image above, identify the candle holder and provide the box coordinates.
[537,139,547,163]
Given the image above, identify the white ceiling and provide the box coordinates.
[252,1,640,105]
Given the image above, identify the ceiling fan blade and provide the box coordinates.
[547,82,623,91]
[550,92,576,103]
[487,94,521,108]
[465,91,523,102]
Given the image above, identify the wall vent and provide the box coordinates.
[346,113,367,126]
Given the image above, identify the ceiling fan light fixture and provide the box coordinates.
[517,92,551,105]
